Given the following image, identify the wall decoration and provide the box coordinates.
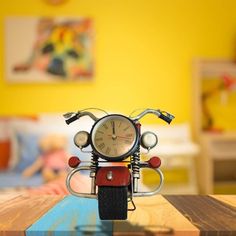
[5,17,94,83]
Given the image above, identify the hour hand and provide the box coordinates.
[111,121,116,139]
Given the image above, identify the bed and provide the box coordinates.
[0,114,199,195]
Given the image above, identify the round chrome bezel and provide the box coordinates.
[90,114,139,161]
[140,131,158,150]
[74,131,90,149]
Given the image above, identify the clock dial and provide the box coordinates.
[91,115,138,160]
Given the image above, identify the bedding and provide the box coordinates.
[27,173,90,195]
[0,116,38,170]
[0,140,10,169]
[0,119,13,169]
[0,171,43,188]
[0,114,91,192]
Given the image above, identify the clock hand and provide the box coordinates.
[108,134,131,139]
[112,121,115,135]
[111,121,117,140]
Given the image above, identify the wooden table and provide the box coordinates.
[0,194,235,236]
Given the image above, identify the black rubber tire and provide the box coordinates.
[98,186,128,220]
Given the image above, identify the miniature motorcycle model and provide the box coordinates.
[64,108,174,220]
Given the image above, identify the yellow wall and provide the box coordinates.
[1,0,236,124]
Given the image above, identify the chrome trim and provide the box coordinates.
[66,166,164,199]
[130,109,161,121]
[66,166,97,199]
[132,168,164,197]
[77,111,99,121]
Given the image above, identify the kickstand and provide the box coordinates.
[128,198,136,211]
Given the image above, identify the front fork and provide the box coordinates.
[90,152,99,195]
[130,147,164,197]
[131,146,141,193]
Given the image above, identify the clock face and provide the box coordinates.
[91,115,138,160]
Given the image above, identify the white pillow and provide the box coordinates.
[141,123,199,156]
[8,114,95,169]
[39,112,94,133]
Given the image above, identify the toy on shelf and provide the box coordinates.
[202,74,236,132]
[22,134,69,182]
[64,108,174,220]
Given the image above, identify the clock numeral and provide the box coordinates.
[118,121,122,128]
[95,137,103,142]
[126,133,133,137]
[103,124,108,129]
[114,148,118,155]
[123,126,130,131]
[98,143,105,149]
[124,140,132,144]
[105,147,111,155]
[97,131,104,134]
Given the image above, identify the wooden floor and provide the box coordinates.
[0,194,235,236]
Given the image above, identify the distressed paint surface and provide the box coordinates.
[211,195,236,208]
[0,194,236,236]
[26,196,113,236]
[0,195,63,236]
[0,193,21,204]
[114,195,199,236]
[164,195,236,236]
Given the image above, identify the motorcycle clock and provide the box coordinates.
[90,115,139,161]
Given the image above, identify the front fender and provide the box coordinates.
[96,166,130,187]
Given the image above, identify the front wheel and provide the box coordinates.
[98,186,128,220]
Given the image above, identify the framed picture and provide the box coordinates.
[5,17,94,83]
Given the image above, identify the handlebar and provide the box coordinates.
[63,111,99,125]
[64,108,174,125]
[65,114,79,125]
[130,109,175,124]
[159,113,173,124]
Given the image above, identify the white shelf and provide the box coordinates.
[193,59,236,194]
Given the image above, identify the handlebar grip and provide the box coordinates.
[65,115,78,125]
[159,113,173,124]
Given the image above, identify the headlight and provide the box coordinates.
[140,131,158,150]
[74,131,90,149]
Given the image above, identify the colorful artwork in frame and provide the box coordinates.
[5,17,94,83]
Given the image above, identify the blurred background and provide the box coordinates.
[0,0,236,196]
